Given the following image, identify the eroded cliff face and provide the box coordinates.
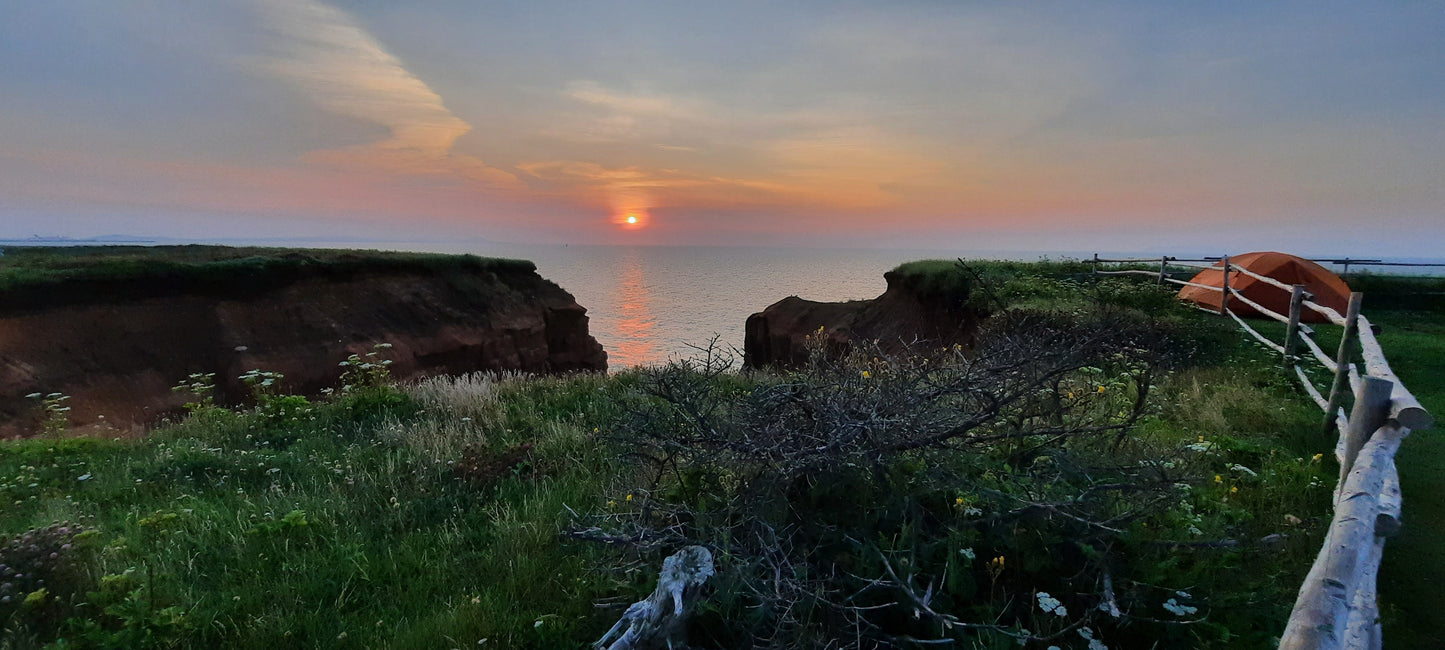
[743,269,985,369]
[0,263,605,438]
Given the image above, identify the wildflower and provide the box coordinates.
[1311,453,1323,463]
[959,547,976,561]
[1198,436,1204,442]
[1067,392,1075,399]
[1214,475,1222,483]
[625,494,633,502]
[1162,598,1198,616]
[471,596,481,605]
[860,370,871,379]
[955,497,964,506]
[1097,385,1106,393]
[1230,486,1238,494]
[608,499,617,508]
[1036,591,1067,616]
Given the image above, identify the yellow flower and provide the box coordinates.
[1230,486,1239,494]
[1198,436,1204,442]
[955,497,964,506]
[625,494,633,502]
[1311,453,1323,463]
[1214,475,1222,483]
[1067,392,1075,399]
[1097,385,1106,394]
[861,370,871,379]
[607,499,617,508]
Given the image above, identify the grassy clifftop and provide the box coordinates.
[0,246,535,311]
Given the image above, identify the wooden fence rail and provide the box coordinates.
[1091,254,1434,650]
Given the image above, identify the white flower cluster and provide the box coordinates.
[1229,463,1257,477]
[1035,591,1067,617]
[1162,596,1198,616]
[1078,626,1108,650]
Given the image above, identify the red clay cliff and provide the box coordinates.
[0,250,605,438]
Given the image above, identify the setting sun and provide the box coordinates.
[626,215,638,224]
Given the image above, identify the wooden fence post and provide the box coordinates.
[1219,255,1232,315]
[1322,292,1365,435]
[1283,285,1306,362]
[1092,252,1099,276]
[1338,376,1393,494]
[1158,255,1168,284]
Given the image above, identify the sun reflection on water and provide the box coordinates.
[608,249,658,369]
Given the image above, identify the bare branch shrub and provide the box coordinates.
[565,303,1260,648]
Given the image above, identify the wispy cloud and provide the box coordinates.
[251,0,517,188]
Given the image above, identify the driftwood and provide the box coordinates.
[595,546,715,650]
[1279,423,1407,650]
[1337,377,1392,498]
[1321,293,1363,435]
[1356,316,1433,430]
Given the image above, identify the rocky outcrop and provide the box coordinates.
[744,267,985,369]
[0,252,605,438]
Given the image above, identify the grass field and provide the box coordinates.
[0,258,1438,648]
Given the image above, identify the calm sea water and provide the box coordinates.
[451,244,1014,369]
[357,243,1104,369]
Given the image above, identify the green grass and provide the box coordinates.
[1,378,643,648]
[1,259,1439,647]
[0,245,535,311]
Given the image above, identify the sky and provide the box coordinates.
[1,1,1442,255]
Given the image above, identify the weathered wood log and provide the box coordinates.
[1376,459,1402,538]
[1300,331,1339,374]
[1284,285,1307,362]
[1231,264,1300,293]
[1166,277,1225,291]
[595,546,715,650]
[1280,423,1407,650]
[1229,286,1292,324]
[1321,293,1363,435]
[1338,377,1393,496]
[1341,537,1385,650]
[1219,256,1232,316]
[1227,309,1286,354]
[1356,315,1433,430]
[1294,364,1329,411]
[1302,299,1350,327]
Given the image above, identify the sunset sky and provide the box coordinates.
[2,1,1441,254]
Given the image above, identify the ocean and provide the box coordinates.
[307,242,1112,368]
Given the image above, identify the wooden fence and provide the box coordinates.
[1091,255,1435,650]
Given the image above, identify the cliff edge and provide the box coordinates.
[0,247,606,437]
[743,262,986,369]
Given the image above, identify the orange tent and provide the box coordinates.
[1177,252,1351,323]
